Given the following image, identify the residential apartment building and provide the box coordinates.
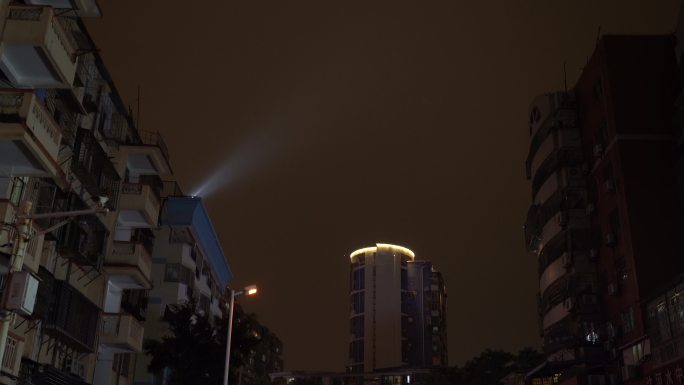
[523,35,681,385]
[636,3,684,385]
[132,194,233,385]
[0,1,234,385]
[406,261,447,369]
[348,243,447,385]
[230,303,284,385]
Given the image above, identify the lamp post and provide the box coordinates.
[0,199,109,367]
[223,284,257,385]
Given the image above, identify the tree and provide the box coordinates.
[144,301,267,385]
[144,300,226,385]
[440,347,545,385]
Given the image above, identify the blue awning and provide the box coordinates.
[160,196,233,288]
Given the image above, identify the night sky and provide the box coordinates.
[86,0,680,371]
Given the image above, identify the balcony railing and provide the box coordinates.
[101,313,143,352]
[121,289,148,322]
[162,180,184,198]
[137,130,170,163]
[2,5,78,87]
[119,178,162,228]
[18,360,90,385]
[108,240,152,288]
[57,219,106,269]
[71,128,120,210]
[0,90,63,172]
[43,280,99,352]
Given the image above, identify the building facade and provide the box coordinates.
[636,3,684,385]
[0,1,236,385]
[132,194,233,385]
[406,261,447,369]
[523,34,682,385]
[348,244,447,384]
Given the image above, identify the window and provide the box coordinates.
[621,307,635,334]
[401,291,412,314]
[352,268,365,291]
[351,292,364,315]
[401,315,409,337]
[594,79,603,99]
[112,354,130,377]
[615,256,627,281]
[401,268,408,290]
[609,209,620,236]
[350,316,364,339]
[164,264,179,282]
[179,266,193,285]
[669,286,684,335]
[656,300,672,341]
[349,340,364,363]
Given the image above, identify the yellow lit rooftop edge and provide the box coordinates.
[349,243,415,260]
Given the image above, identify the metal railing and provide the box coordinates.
[138,130,170,163]
[102,313,143,347]
[8,6,41,21]
[121,175,163,202]
[1,335,18,372]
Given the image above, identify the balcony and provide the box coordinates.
[542,300,572,330]
[527,92,577,153]
[56,218,106,269]
[529,128,582,184]
[538,210,590,254]
[0,5,78,88]
[534,167,587,206]
[19,361,91,385]
[43,280,99,352]
[118,130,172,178]
[0,90,63,177]
[117,176,162,228]
[540,255,569,296]
[121,289,148,322]
[210,298,223,319]
[71,128,120,209]
[25,0,102,17]
[100,313,143,352]
[106,240,153,290]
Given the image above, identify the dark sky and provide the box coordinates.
[87,0,680,371]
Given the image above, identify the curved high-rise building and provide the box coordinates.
[348,243,447,380]
[349,243,413,374]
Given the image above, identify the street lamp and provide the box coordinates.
[0,199,109,366]
[223,284,258,385]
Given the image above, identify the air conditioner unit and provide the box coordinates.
[588,375,606,385]
[561,253,572,268]
[589,248,599,260]
[593,144,604,158]
[603,180,616,193]
[3,272,39,316]
[608,282,619,296]
[605,233,617,246]
[586,203,596,215]
[557,212,568,227]
[563,297,575,310]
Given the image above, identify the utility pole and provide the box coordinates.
[0,201,31,369]
[0,200,109,369]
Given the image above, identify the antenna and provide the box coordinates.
[596,26,602,46]
[136,85,141,130]
[563,61,568,91]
